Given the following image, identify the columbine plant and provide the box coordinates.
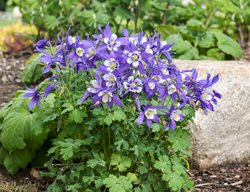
[0,25,221,192]
[25,25,221,130]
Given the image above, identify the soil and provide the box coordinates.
[0,53,250,191]
[0,53,27,107]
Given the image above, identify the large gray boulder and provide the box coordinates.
[175,60,250,169]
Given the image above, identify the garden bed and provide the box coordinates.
[0,55,249,191]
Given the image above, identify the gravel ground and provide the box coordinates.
[0,54,26,107]
[0,54,250,191]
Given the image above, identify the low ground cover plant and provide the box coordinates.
[0,25,221,191]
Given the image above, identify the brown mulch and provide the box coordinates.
[0,53,27,107]
[0,53,250,191]
[190,163,250,192]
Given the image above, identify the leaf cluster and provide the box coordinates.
[157,20,243,60]
[42,103,195,192]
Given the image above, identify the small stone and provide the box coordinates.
[234,175,241,179]
[5,65,11,70]
[15,79,21,83]
[2,76,8,83]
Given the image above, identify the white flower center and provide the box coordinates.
[201,93,212,101]
[168,85,176,94]
[171,110,182,121]
[132,54,138,61]
[76,48,84,56]
[110,61,117,69]
[131,82,137,87]
[91,80,98,88]
[145,44,153,54]
[148,82,155,90]
[145,109,157,120]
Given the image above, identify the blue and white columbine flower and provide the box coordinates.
[137,105,160,128]
[104,34,121,51]
[103,73,117,87]
[127,51,141,67]
[123,76,143,93]
[104,58,119,72]
[166,106,184,130]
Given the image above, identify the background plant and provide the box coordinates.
[0,22,37,52]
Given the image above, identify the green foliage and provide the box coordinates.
[43,103,194,192]
[8,0,244,61]
[103,175,133,192]
[0,95,53,174]
[21,53,44,84]
[213,32,244,58]
[158,18,243,60]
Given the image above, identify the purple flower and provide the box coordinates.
[35,39,49,51]
[23,88,41,110]
[104,58,119,72]
[93,89,123,109]
[103,73,117,87]
[126,51,141,67]
[43,83,56,97]
[137,105,160,128]
[103,34,121,51]
[123,76,143,93]
[40,48,65,74]
[166,106,184,130]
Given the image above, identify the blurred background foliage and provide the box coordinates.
[1,0,249,60]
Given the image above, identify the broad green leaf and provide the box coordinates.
[168,129,191,155]
[166,34,183,44]
[104,113,113,126]
[47,182,61,192]
[156,25,179,38]
[151,123,162,133]
[186,19,205,31]
[112,110,127,121]
[198,32,214,48]
[154,155,171,173]
[21,53,44,84]
[127,173,138,183]
[61,102,74,114]
[103,175,132,192]
[82,174,95,184]
[3,148,34,175]
[66,183,82,192]
[57,139,83,160]
[171,155,187,175]
[68,108,87,124]
[0,146,7,164]
[163,172,185,191]
[1,109,46,151]
[167,35,193,55]
[213,32,243,58]
[137,165,148,174]
[178,47,199,60]
[87,158,106,168]
[207,48,225,60]
[96,11,110,24]
[110,154,132,172]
